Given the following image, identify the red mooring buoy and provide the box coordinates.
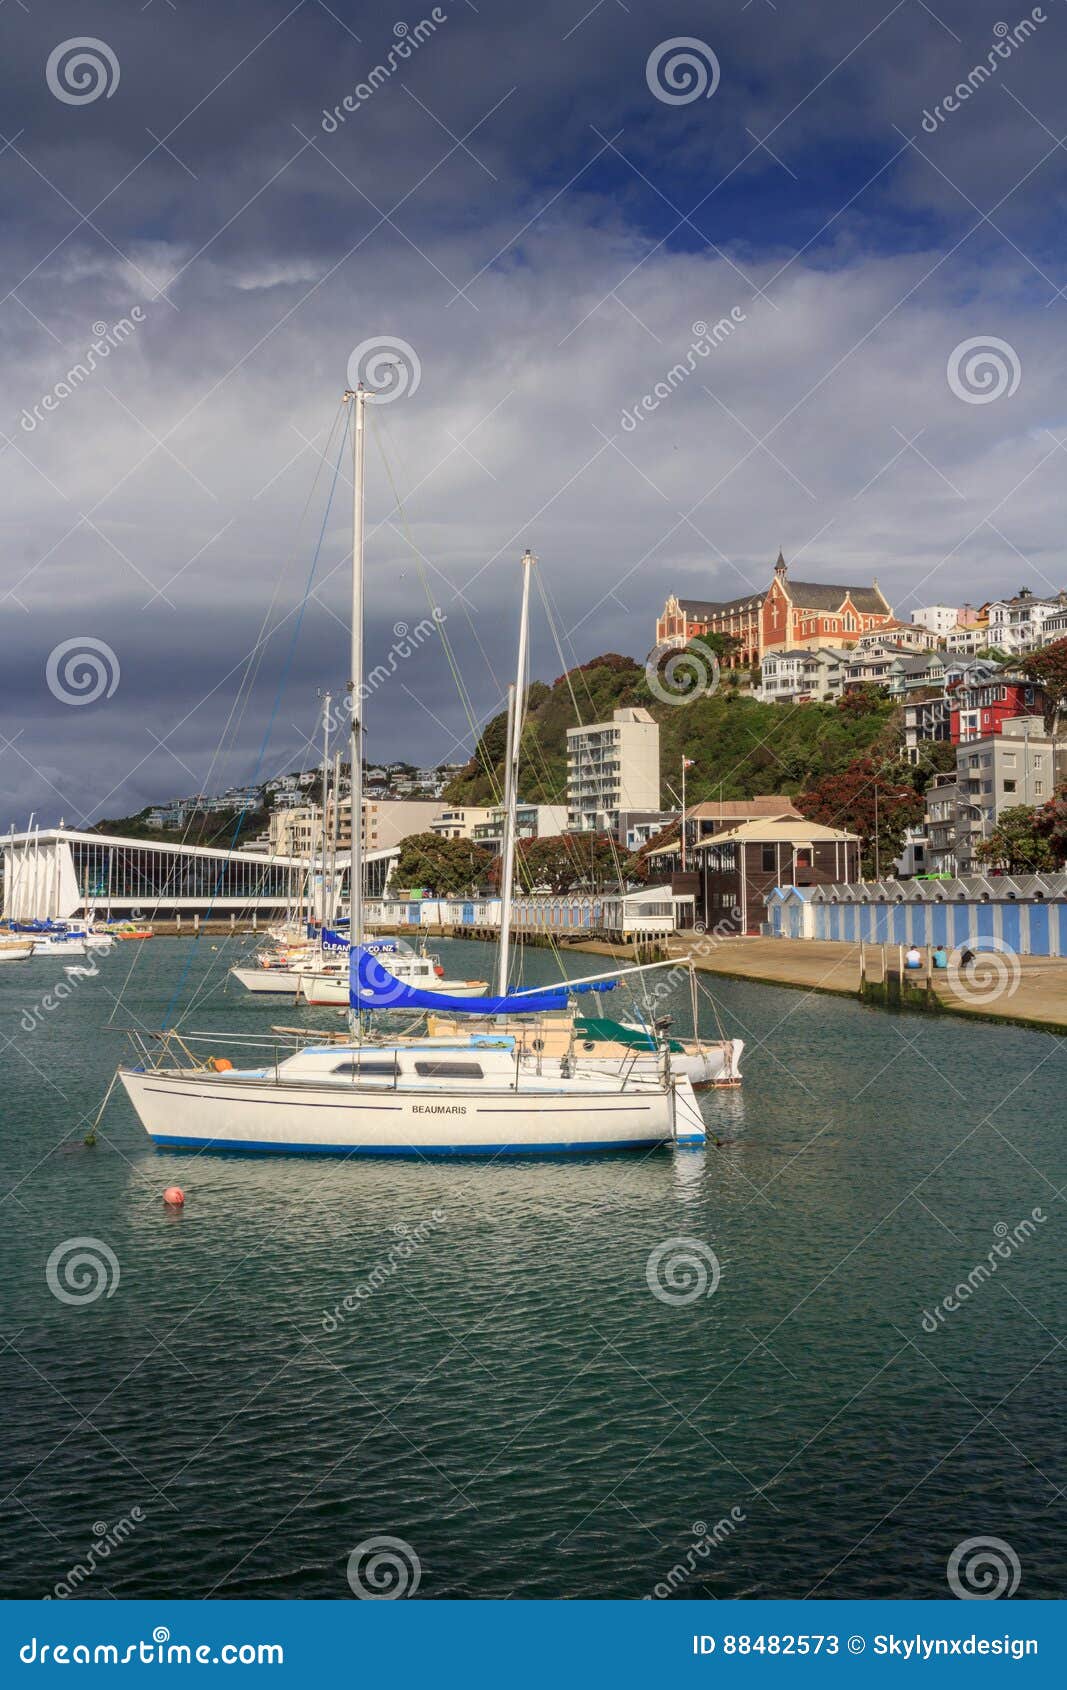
[163,1186,185,1207]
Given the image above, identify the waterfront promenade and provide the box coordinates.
[657,934,1067,1036]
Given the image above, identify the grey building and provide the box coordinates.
[925,716,1066,874]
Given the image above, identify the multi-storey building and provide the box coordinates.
[925,717,1066,873]
[985,591,1067,654]
[566,707,660,834]
[759,647,845,703]
[952,717,1066,873]
[471,804,568,853]
[429,807,495,841]
[858,620,939,652]
[840,643,912,690]
[657,553,893,668]
[910,605,963,638]
[268,797,446,857]
[950,674,1046,746]
[655,590,763,667]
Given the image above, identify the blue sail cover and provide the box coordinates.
[349,946,569,1015]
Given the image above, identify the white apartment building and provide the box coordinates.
[566,708,659,833]
[944,624,989,655]
[985,591,1067,654]
[430,807,495,840]
[759,648,844,703]
[910,605,961,637]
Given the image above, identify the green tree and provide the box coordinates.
[975,806,1058,874]
[391,832,493,896]
[501,832,620,893]
[797,756,924,876]
[1021,637,1067,732]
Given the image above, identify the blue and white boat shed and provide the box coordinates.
[767,874,1067,957]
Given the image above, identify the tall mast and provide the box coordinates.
[347,386,366,960]
[319,690,331,927]
[495,548,534,997]
[330,749,341,928]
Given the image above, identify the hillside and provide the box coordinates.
[444,654,902,808]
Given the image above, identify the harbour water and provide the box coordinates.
[0,936,1063,1599]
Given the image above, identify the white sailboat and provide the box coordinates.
[119,384,705,1156]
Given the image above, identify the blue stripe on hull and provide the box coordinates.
[149,1133,701,1158]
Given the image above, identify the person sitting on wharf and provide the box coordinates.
[905,945,923,970]
[932,945,948,970]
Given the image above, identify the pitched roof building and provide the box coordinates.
[657,553,894,667]
[761,552,894,653]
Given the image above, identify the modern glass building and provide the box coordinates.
[1,829,397,921]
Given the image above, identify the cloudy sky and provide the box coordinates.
[3,0,1066,825]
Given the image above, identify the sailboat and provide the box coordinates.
[118,385,706,1155]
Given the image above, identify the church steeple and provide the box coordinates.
[774,550,787,577]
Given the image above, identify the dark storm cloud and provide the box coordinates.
[4,0,1067,822]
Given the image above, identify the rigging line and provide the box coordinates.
[163,405,353,1032]
[106,402,348,1024]
[370,427,505,805]
[533,571,656,1021]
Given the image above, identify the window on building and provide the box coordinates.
[1003,779,1016,793]
[761,845,777,871]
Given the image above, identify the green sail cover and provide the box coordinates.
[575,1017,684,1053]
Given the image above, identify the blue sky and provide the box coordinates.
[3,0,1067,822]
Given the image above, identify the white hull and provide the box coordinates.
[118,1064,704,1157]
[578,1041,741,1088]
[31,938,87,956]
[230,967,304,995]
[0,944,35,963]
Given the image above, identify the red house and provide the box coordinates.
[950,675,1046,745]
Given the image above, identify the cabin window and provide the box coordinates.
[761,845,777,871]
[332,1060,399,1077]
[413,1060,484,1079]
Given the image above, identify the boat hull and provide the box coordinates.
[229,967,304,995]
[118,1068,704,1156]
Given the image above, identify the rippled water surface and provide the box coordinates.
[1,935,1064,1599]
